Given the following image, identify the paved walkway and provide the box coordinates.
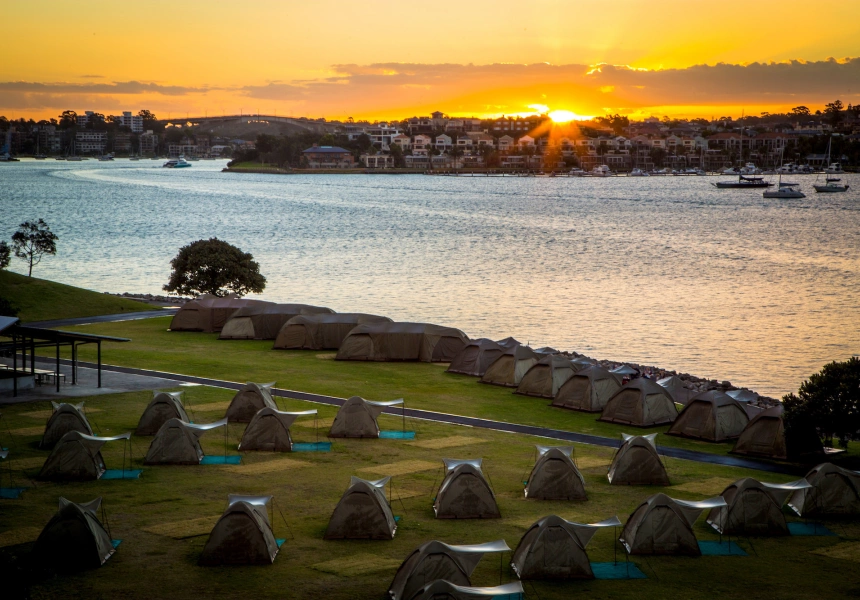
[28,310,175,329]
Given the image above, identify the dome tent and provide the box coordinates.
[707,478,811,535]
[33,497,115,571]
[169,294,271,333]
[336,322,469,362]
[447,339,509,377]
[731,403,823,460]
[599,378,678,427]
[515,355,579,399]
[667,390,749,442]
[136,391,189,436]
[273,313,392,350]
[41,402,93,448]
[199,495,280,565]
[620,493,726,556]
[328,396,404,438]
[239,408,317,452]
[552,365,622,412]
[434,459,501,519]
[406,580,524,600]
[480,345,539,387]
[788,463,860,517]
[511,515,621,580]
[657,375,696,405]
[610,365,639,377]
[324,476,397,540]
[524,446,587,500]
[219,303,335,340]
[387,539,510,600]
[727,389,759,403]
[225,382,278,423]
[144,418,227,465]
[39,431,131,481]
[608,434,670,486]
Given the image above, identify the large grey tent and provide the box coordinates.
[324,476,397,540]
[515,355,579,399]
[788,463,860,517]
[41,402,93,448]
[608,433,670,486]
[328,396,403,438]
[434,459,501,519]
[406,581,524,600]
[599,378,678,427]
[199,495,280,565]
[525,446,587,500]
[731,405,787,459]
[336,322,469,362]
[387,540,510,600]
[667,390,749,442]
[707,478,811,535]
[620,494,726,556]
[273,313,392,350]
[657,375,696,405]
[40,431,131,481]
[551,366,622,412]
[225,382,278,423]
[136,391,189,435]
[727,389,760,404]
[480,345,539,388]
[144,418,227,465]
[447,339,507,377]
[511,515,621,580]
[239,408,317,452]
[219,303,335,340]
[169,294,271,333]
[611,365,639,377]
[33,497,115,570]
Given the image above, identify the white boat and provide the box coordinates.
[652,168,672,175]
[739,162,761,175]
[824,162,844,174]
[589,164,613,177]
[628,168,649,176]
[814,178,849,193]
[66,156,82,162]
[777,163,799,174]
[163,156,192,168]
[569,168,585,176]
[764,175,806,198]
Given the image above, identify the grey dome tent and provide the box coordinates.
[524,446,586,500]
[515,355,579,399]
[219,303,335,340]
[620,493,726,556]
[387,539,510,600]
[480,345,539,387]
[324,476,397,540]
[667,390,749,442]
[144,418,227,465]
[407,581,524,600]
[239,408,317,452]
[447,339,507,377]
[657,375,695,405]
[599,378,678,427]
[40,431,131,481]
[608,433,670,486]
[731,404,822,460]
[610,365,639,377]
[273,313,392,350]
[136,391,189,435]
[169,294,271,333]
[328,396,403,438]
[496,337,521,349]
[727,389,759,403]
[33,497,115,571]
[511,515,621,580]
[552,365,622,413]
[788,463,860,517]
[225,382,277,423]
[41,402,93,448]
[707,478,811,535]
[336,322,469,362]
[199,495,280,565]
[434,459,501,519]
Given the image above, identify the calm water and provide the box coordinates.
[3,159,859,397]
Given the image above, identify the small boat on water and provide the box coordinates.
[163,156,192,168]
[764,173,805,198]
[569,168,585,176]
[814,178,849,193]
[824,162,844,174]
[628,168,649,176]
[713,174,772,189]
[589,164,614,177]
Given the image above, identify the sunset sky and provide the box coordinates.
[3,0,860,121]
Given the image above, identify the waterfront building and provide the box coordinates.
[361,153,395,169]
[119,111,144,133]
[75,130,107,154]
[302,145,355,168]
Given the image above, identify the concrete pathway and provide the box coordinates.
[27,309,175,329]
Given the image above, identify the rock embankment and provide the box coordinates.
[108,292,191,307]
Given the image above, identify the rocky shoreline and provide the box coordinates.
[109,292,191,307]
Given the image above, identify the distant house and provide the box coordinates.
[497,135,515,152]
[435,134,453,151]
[302,145,355,168]
[361,153,394,169]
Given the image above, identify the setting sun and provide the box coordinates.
[548,109,592,123]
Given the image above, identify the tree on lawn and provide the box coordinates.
[0,240,10,270]
[11,219,58,276]
[163,238,266,298]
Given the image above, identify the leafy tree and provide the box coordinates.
[255,134,278,154]
[783,357,860,449]
[11,219,58,276]
[791,106,810,117]
[389,143,405,168]
[163,238,266,298]
[0,296,18,318]
[824,100,844,128]
[58,110,78,130]
[0,240,10,269]
[356,133,372,153]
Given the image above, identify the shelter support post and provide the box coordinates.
[71,342,76,385]
[30,338,35,376]
[12,335,17,397]
[97,341,102,388]
[56,340,60,393]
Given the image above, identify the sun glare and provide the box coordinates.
[548,109,590,123]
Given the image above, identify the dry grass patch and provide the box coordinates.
[408,435,486,450]
[21,408,102,419]
[575,456,611,469]
[810,542,860,563]
[673,477,735,495]
[358,460,439,477]
[141,516,218,539]
[311,553,402,577]
[189,401,231,413]
[9,426,46,436]
[390,488,426,500]
[0,527,42,548]
[315,353,337,360]
[292,417,334,429]
[224,457,312,475]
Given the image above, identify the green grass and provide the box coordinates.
[0,271,159,322]
[1,386,856,599]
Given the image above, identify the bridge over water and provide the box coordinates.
[159,114,338,133]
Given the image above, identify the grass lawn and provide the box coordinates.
[1,386,857,599]
[0,271,159,322]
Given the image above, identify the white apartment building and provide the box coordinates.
[119,111,144,133]
[75,131,107,154]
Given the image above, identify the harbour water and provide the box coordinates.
[3,160,859,397]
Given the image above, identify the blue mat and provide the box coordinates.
[590,562,647,580]
[788,522,837,537]
[0,487,26,499]
[698,541,748,556]
[200,455,241,465]
[276,539,286,548]
[292,442,332,452]
[111,539,122,549]
[101,469,143,480]
[379,431,416,440]
[394,516,402,522]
